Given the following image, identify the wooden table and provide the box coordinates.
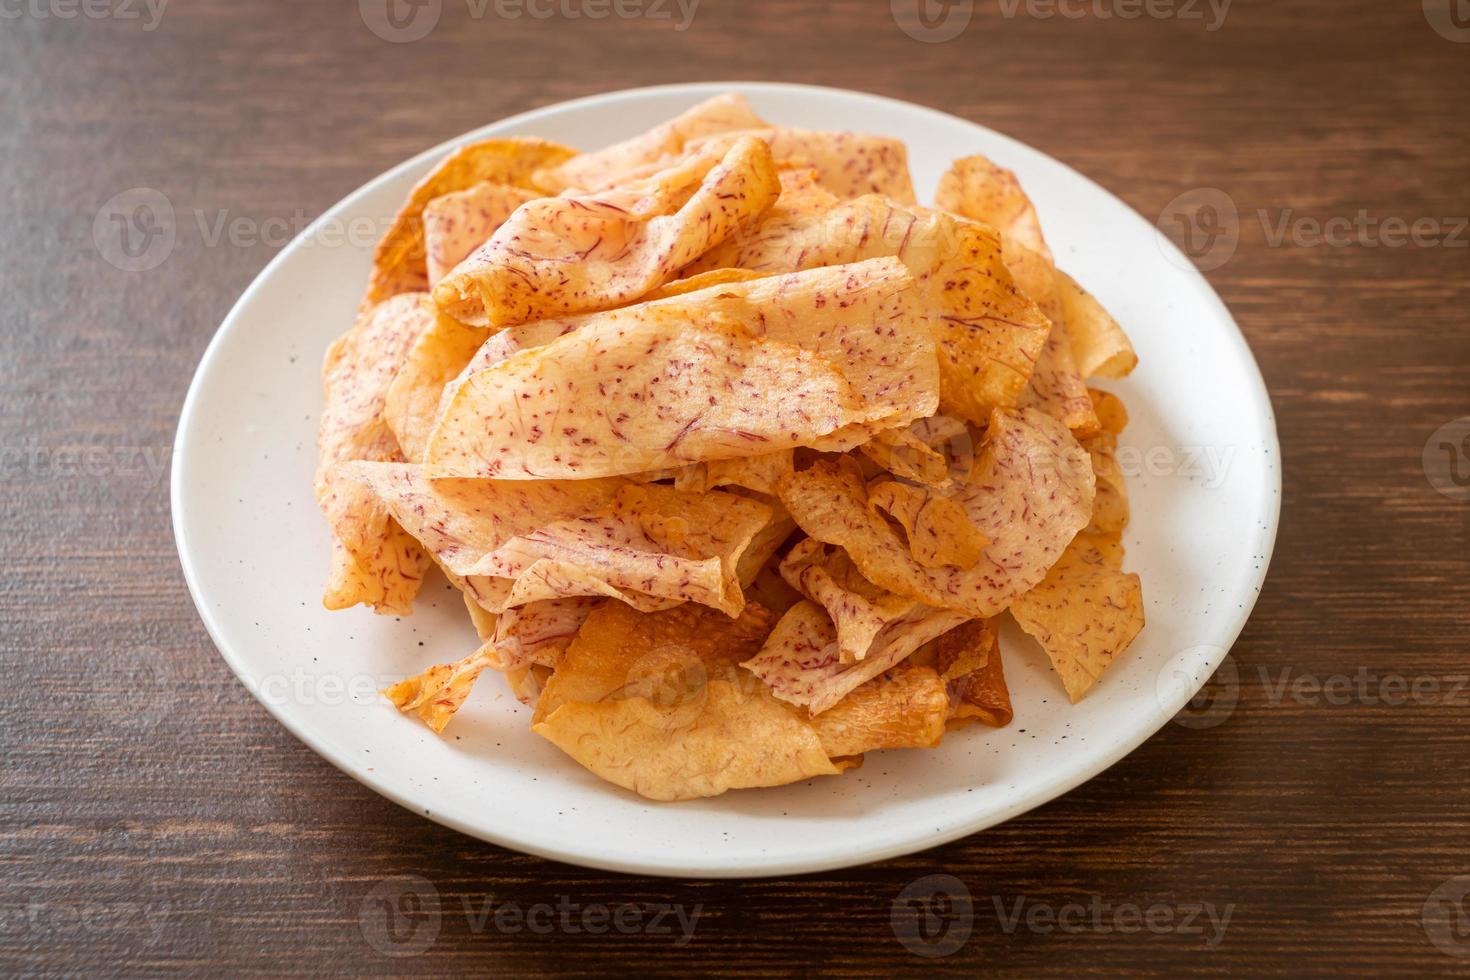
[3,1,1467,974]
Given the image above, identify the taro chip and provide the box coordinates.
[930,619,1013,728]
[859,426,954,489]
[531,602,844,800]
[364,137,575,309]
[315,293,437,614]
[1057,268,1137,379]
[675,451,794,496]
[689,195,1049,423]
[434,136,781,327]
[383,646,499,734]
[1082,388,1130,536]
[866,478,989,569]
[688,128,916,203]
[935,153,1052,261]
[742,599,969,714]
[778,538,921,662]
[776,408,1094,618]
[807,666,949,757]
[532,92,767,194]
[427,258,938,480]
[493,597,603,671]
[1010,532,1145,702]
[1020,309,1100,434]
[533,601,943,800]
[422,182,536,285]
[472,483,774,616]
[383,311,487,462]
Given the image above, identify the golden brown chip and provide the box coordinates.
[867,478,989,569]
[859,426,954,488]
[315,293,437,614]
[935,153,1052,261]
[422,182,536,285]
[427,258,938,480]
[1089,386,1129,435]
[383,311,486,463]
[533,92,767,194]
[434,136,780,327]
[364,137,575,310]
[689,196,1049,424]
[1057,268,1137,379]
[383,647,499,734]
[674,451,794,496]
[808,666,949,756]
[532,601,941,800]
[931,619,1014,728]
[776,408,1094,618]
[1010,531,1145,702]
[1020,310,1100,434]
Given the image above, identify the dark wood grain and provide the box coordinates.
[2,0,1467,975]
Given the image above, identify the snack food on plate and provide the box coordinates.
[313,92,1145,800]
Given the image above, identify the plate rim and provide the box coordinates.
[172,80,1282,878]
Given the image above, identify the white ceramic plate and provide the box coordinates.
[173,82,1279,878]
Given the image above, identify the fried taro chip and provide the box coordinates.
[384,596,600,733]
[383,311,486,463]
[364,137,575,309]
[1057,268,1137,379]
[315,293,437,614]
[534,677,846,801]
[1082,388,1130,536]
[867,478,989,569]
[434,313,868,479]
[742,599,968,714]
[999,238,1098,433]
[383,646,499,734]
[427,258,938,480]
[532,92,767,194]
[341,463,776,615]
[493,597,603,671]
[776,408,1094,618]
[808,665,949,756]
[689,196,1049,424]
[434,136,781,327]
[1010,531,1145,703]
[674,451,794,496]
[1020,306,1099,434]
[859,426,954,489]
[778,538,920,662]
[928,619,1013,728]
[935,153,1052,261]
[532,602,942,800]
[687,128,916,203]
[473,483,774,616]
[642,267,769,300]
[422,182,536,285]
